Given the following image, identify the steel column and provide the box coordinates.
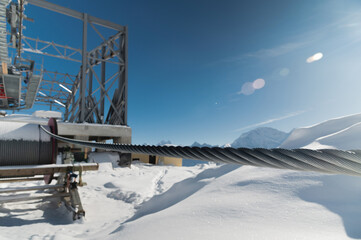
[124,26,128,125]
[80,13,88,122]
[100,46,106,123]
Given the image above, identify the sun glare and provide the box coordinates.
[306,52,323,63]
[238,78,266,95]
[253,78,265,89]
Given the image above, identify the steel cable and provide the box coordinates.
[40,125,361,177]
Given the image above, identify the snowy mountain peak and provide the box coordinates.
[191,141,216,148]
[157,140,172,146]
[231,127,288,148]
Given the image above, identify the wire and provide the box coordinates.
[40,125,361,177]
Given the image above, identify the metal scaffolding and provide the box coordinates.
[17,0,128,125]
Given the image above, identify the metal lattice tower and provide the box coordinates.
[2,0,128,125]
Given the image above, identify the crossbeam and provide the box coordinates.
[0,184,64,194]
[26,0,125,31]
[0,163,99,177]
[0,192,70,203]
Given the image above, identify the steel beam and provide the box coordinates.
[101,46,106,123]
[26,0,125,31]
[79,13,88,122]
[124,27,128,125]
[0,163,99,177]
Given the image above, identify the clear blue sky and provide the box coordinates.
[17,0,361,146]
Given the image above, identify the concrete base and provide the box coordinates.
[0,116,131,143]
[58,122,131,144]
[0,115,132,163]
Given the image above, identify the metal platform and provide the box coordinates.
[24,75,42,109]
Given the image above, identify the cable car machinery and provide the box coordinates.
[0,0,129,220]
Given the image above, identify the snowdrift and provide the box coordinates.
[280,113,361,149]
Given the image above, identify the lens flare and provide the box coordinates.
[306,52,323,63]
[280,68,290,76]
[238,82,255,95]
[238,78,266,95]
[252,78,265,89]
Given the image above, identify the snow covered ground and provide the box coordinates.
[0,161,361,239]
[1,113,361,239]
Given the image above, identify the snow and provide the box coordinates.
[0,114,49,124]
[0,121,50,141]
[88,152,121,168]
[1,161,360,239]
[32,110,62,119]
[1,113,361,239]
[281,113,361,150]
[191,141,216,147]
[231,127,288,148]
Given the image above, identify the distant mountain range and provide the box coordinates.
[190,142,215,148]
[159,127,289,149]
[188,127,288,149]
[157,140,172,146]
[159,112,361,151]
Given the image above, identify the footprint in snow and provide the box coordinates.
[104,182,118,189]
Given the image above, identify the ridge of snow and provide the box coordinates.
[280,113,361,149]
[305,122,361,150]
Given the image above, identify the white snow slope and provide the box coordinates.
[280,113,361,149]
[2,113,361,239]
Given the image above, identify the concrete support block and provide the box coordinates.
[118,152,132,167]
[113,136,131,144]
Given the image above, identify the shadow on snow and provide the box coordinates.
[0,200,73,227]
[298,174,361,239]
[112,164,239,234]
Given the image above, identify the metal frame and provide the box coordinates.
[35,70,76,111]
[22,36,82,63]
[19,0,128,125]
[0,163,99,220]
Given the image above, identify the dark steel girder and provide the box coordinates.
[26,0,125,31]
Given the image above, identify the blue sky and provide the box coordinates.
[15,0,361,145]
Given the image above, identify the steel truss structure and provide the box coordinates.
[20,0,128,125]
